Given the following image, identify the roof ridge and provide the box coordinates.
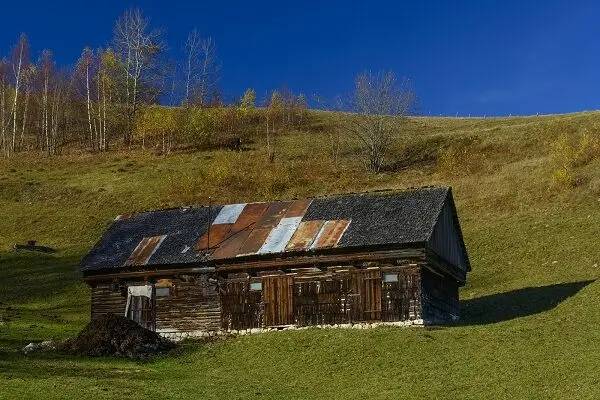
[113,185,449,219]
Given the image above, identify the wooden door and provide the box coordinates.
[359,269,382,321]
[263,276,293,327]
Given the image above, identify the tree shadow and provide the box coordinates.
[459,280,595,325]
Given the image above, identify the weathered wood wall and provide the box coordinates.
[91,283,128,318]
[420,266,459,323]
[219,264,424,330]
[220,276,264,330]
[155,274,221,333]
[89,273,221,333]
[381,266,421,322]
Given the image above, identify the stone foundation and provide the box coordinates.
[157,319,426,341]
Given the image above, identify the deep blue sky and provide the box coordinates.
[1,1,599,116]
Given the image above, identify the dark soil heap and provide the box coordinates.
[64,314,175,359]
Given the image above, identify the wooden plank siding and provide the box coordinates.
[155,275,221,333]
[420,267,460,323]
[218,264,425,330]
[381,266,422,321]
[220,279,264,330]
[90,274,221,333]
[91,283,128,318]
[89,261,457,333]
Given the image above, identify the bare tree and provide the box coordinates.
[348,70,416,173]
[265,90,283,163]
[0,59,9,156]
[38,50,53,153]
[196,36,220,107]
[75,47,97,150]
[113,7,166,146]
[97,48,118,151]
[182,28,202,107]
[10,34,30,154]
[19,64,35,150]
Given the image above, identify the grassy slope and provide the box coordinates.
[1,111,600,399]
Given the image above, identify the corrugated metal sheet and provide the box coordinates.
[285,220,325,251]
[125,235,167,266]
[212,203,246,224]
[311,220,351,249]
[258,217,303,254]
[196,223,234,250]
[211,203,269,259]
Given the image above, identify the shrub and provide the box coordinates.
[548,131,600,188]
[551,166,575,188]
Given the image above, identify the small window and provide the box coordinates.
[383,273,399,283]
[249,282,262,291]
[155,287,170,297]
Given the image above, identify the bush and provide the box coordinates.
[548,131,600,188]
[551,166,575,188]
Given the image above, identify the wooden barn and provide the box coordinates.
[80,187,470,337]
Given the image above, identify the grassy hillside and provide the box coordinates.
[1,111,600,399]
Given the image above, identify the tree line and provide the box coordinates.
[0,7,417,175]
[0,8,309,157]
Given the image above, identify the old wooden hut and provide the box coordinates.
[80,187,470,337]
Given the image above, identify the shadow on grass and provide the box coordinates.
[460,280,595,325]
[0,251,82,304]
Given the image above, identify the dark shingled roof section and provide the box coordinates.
[80,206,222,272]
[80,187,457,273]
[302,188,448,247]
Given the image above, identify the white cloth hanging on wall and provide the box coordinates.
[124,285,153,317]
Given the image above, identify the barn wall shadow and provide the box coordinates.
[459,280,595,325]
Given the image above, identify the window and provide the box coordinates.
[155,287,170,297]
[383,273,399,283]
[250,282,262,291]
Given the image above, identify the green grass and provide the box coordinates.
[1,110,600,398]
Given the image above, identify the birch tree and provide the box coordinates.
[196,36,219,107]
[0,59,9,156]
[10,34,30,154]
[97,48,118,151]
[74,47,98,150]
[113,7,166,146]
[19,64,35,150]
[183,28,201,107]
[38,50,53,153]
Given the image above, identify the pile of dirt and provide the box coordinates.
[63,314,176,359]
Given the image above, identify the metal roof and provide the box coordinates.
[80,187,469,273]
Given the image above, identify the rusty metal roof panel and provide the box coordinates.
[124,235,167,266]
[258,217,303,254]
[255,202,291,228]
[213,203,246,224]
[237,227,273,256]
[285,199,312,218]
[285,220,324,251]
[196,223,233,251]
[311,220,351,249]
[210,203,269,259]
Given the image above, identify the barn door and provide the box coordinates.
[359,269,382,321]
[263,276,293,327]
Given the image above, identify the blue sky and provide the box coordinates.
[1,0,599,116]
